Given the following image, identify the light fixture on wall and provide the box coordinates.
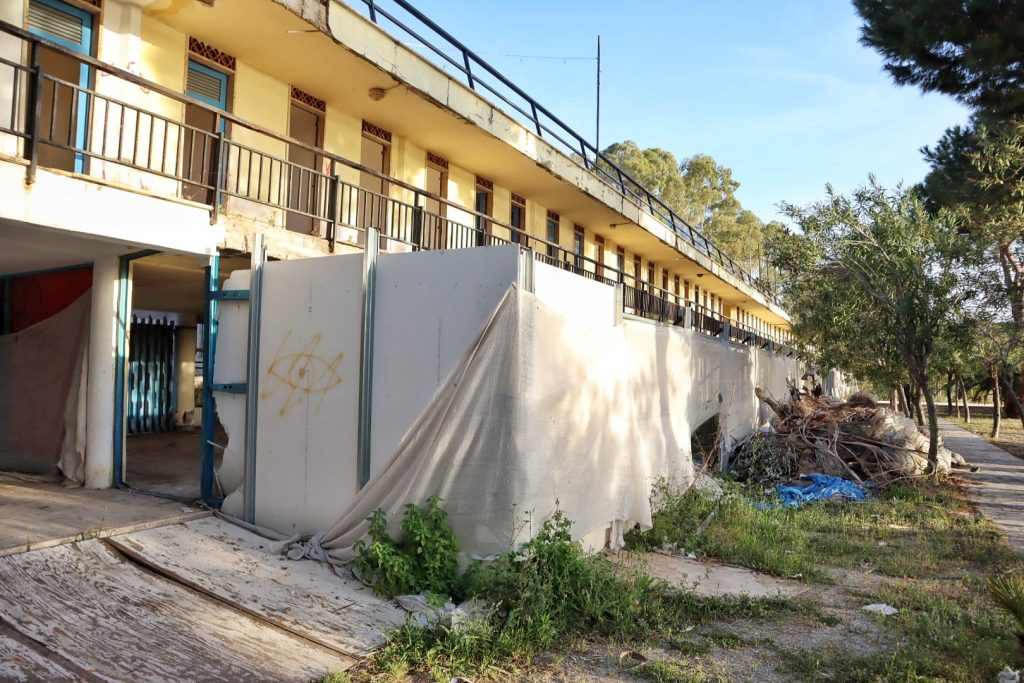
[368,83,402,101]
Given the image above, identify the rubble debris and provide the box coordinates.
[862,603,899,616]
[731,389,966,486]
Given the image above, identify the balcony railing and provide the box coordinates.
[350,0,772,295]
[0,20,792,352]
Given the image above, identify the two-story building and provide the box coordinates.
[0,0,792,508]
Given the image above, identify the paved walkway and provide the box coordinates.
[938,419,1024,554]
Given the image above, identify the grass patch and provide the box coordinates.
[354,512,799,681]
[632,658,709,682]
[627,480,1016,582]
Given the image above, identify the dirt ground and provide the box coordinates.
[522,570,894,683]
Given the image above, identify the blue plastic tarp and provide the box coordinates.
[764,473,866,508]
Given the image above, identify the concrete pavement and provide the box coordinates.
[939,419,1024,555]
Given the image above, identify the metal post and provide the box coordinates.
[357,227,379,489]
[25,43,42,185]
[595,34,601,153]
[243,234,265,523]
[519,247,534,293]
[327,162,339,252]
[613,283,623,325]
[211,115,225,224]
[200,254,220,504]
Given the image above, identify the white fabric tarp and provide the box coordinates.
[301,286,797,563]
[0,292,89,484]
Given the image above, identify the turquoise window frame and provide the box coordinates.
[28,0,94,173]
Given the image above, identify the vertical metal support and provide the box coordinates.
[357,227,379,489]
[613,283,624,325]
[463,50,475,90]
[683,305,693,329]
[719,323,732,474]
[327,162,339,252]
[412,193,423,249]
[211,115,225,224]
[243,234,266,523]
[25,43,42,185]
[367,0,377,23]
[112,257,132,488]
[518,248,535,293]
[200,254,220,504]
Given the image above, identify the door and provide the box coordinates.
[474,188,491,247]
[27,0,94,173]
[286,103,322,235]
[182,60,229,204]
[358,135,389,232]
[423,163,447,248]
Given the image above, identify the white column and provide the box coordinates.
[84,256,122,488]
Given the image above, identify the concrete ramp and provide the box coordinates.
[0,517,403,681]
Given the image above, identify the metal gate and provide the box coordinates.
[127,315,177,434]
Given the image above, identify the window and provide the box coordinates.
[595,236,605,279]
[616,247,625,284]
[183,58,231,204]
[359,121,391,233]
[28,0,96,174]
[633,256,642,288]
[546,211,560,259]
[423,152,448,248]
[674,275,681,299]
[646,264,655,287]
[286,88,325,236]
[662,270,669,293]
[573,226,585,271]
[475,176,493,247]
[510,193,526,245]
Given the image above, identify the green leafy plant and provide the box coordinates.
[990,572,1024,650]
[353,496,461,599]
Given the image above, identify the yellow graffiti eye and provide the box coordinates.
[260,333,344,416]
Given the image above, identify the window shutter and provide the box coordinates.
[28,0,85,46]
[186,65,225,105]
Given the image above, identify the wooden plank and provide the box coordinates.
[0,628,86,682]
[0,541,355,682]
[0,509,212,559]
[107,517,404,658]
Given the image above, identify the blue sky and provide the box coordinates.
[371,0,970,224]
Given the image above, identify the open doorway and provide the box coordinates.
[124,253,242,500]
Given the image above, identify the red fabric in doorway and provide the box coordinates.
[9,267,94,332]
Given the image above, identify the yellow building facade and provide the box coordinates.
[0,0,792,495]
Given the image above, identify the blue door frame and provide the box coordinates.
[27,0,93,173]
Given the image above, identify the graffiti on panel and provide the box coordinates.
[261,331,344,417]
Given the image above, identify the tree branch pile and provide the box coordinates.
[730,388,966,486]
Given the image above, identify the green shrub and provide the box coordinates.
[352,496,461,599]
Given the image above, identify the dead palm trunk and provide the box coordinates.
[999,363,1024,430]
[890,386,899,413]
[956,371,970,423]
[945,373,954,417]
[897,383,912,418]
[913,383,925,426]
[991,362,1002,439]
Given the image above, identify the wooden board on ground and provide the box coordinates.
[0,627,85,682]
[0,481,206,555]
[0,540,354,682]
[107,516,404,657]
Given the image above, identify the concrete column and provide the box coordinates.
[85,256,121,488]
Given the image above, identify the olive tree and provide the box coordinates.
[770,180,967,469]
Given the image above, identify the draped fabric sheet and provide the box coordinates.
[308,286,798,562]
[0,292,90,484]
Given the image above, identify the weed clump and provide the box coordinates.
[360,507,796,679]
[352,496,461,599]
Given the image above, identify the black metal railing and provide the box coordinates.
[0,20,792,350]
[350,0,772,295]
